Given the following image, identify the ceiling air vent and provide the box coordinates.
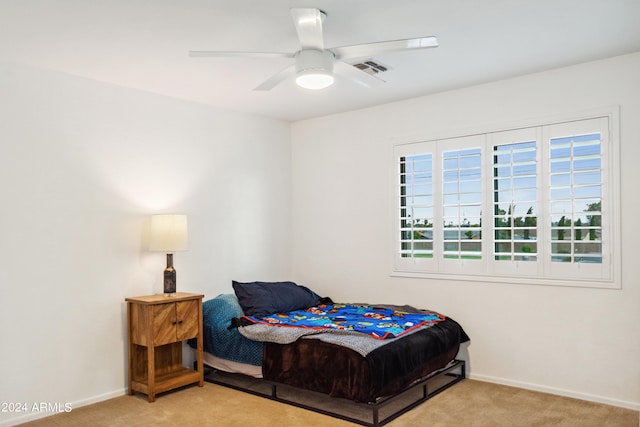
[351,59,390,75]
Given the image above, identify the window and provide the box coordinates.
[493,140,538,263]
[549,132,602,264]
[393,110,620,288]
[442,148,482,260]
[399,154,434,259]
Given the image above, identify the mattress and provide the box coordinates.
[202,351,262,378]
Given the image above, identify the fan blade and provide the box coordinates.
[189,51,294,59]
[335,61,385,88]
[291,8,324,50]
[332,36,438,60]
[253,65,296,91]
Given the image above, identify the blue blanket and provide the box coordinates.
[242,303,445,340]
[194,294,263,366]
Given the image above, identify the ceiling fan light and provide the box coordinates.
[295,49,335,90]
[296,70,334,90]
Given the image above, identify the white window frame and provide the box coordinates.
[392,107,621,289]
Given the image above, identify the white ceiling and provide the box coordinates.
[2,0,640,122]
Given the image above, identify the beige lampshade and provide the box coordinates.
[149,214,188,252]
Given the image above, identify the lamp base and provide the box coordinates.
[163,253,177,295]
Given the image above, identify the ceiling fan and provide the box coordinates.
[189,8,438,91]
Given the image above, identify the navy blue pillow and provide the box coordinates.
[232,280,321,317]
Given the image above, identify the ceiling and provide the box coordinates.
[2,0,639,122]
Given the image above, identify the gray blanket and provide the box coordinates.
[238,321,430,357]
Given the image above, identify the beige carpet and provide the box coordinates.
[20,380,638,427]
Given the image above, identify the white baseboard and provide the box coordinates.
[468,373,640,412]
[0,388,127,427]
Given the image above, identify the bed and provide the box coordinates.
[192,281,470,426]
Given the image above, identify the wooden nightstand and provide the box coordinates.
[126,292,204,402]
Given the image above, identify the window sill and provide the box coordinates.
[390,270,621,290]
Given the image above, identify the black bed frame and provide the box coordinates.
[201,359,465,427]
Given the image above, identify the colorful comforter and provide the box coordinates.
[240,303,445,340]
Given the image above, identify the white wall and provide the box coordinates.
[291,53,640,409]
[0,62,291,426]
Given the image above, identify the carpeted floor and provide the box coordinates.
[19,379,639,427]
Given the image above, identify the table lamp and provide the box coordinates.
[149,214,188,296]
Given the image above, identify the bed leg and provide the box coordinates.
[271,384,277,398]
[372,406,379,427]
